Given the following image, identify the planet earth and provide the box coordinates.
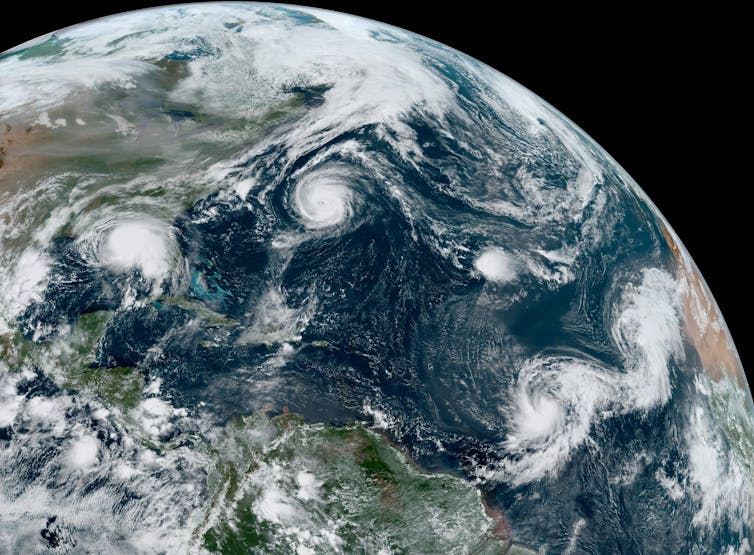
[0,3,752,553]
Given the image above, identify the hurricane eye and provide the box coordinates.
[291,167,356,230]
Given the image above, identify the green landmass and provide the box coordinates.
[158,296,238,327]
[706,375,754,476]
[198,411,508,554]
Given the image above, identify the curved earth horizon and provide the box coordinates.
[0,3,751,553]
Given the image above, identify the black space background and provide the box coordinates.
[1,3,748,375]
